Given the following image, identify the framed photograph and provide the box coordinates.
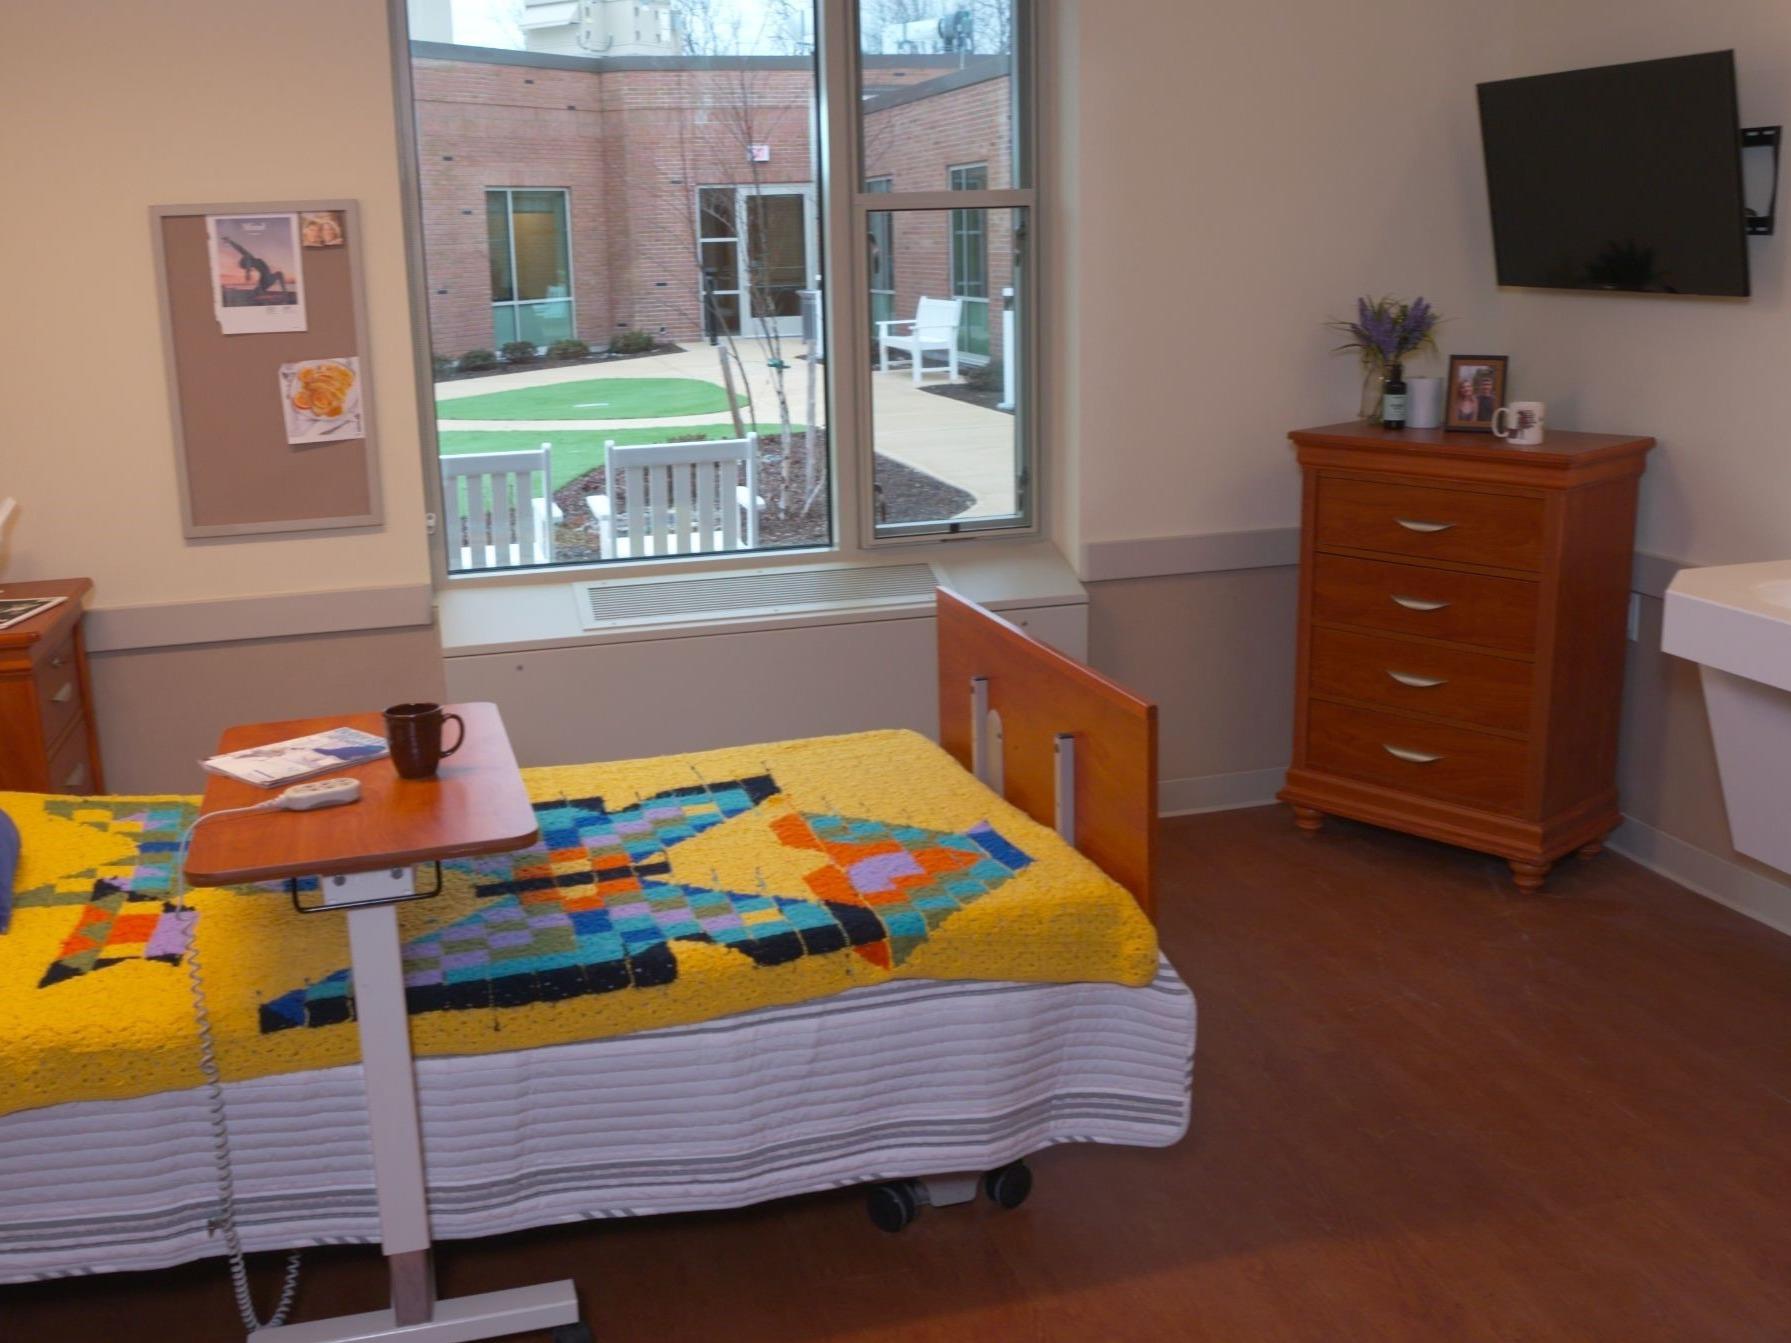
[300,210,346,248]
[1444,355,1510,433]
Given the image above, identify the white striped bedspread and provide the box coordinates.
[0,958,1195,1283]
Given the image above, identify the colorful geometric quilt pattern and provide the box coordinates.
[258,773,1033,1033]
[21,800,200,987]
[14,799,195,909]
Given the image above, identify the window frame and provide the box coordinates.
[388,0,1041,590]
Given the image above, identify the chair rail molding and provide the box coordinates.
[84,583,435,653]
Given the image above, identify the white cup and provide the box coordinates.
[1405,377,1445,429]
[1492,400,1546,446]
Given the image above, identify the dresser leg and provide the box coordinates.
[1576,839,1606,861]
[1508,858,1552,893]
[1291,805,1325,835]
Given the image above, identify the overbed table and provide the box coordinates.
[186,702,587,1342]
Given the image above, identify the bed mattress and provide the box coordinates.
[0,958,1194,1283]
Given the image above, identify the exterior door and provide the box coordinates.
[742,185,816,338]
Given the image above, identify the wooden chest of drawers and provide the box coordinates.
[0,578,105,795]
[1281,423,1653,892]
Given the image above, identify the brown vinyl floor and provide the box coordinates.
[9,807,1791,1341]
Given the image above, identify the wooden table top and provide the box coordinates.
[184,701,539,886]
[0,577,90,652]
[1289,421,1655,468]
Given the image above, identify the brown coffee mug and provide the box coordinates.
[384,703,465,779]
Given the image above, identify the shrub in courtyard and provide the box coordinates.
[501,340,541,364]
[546,338,591,360]
[964,359,1004,394]
[432,354,457,378]
[608,329,657,356]
[457,348,499,372]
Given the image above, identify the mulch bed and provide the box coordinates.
[548,429,975,560]
[920,381,1013,415]
[436,342,687,384]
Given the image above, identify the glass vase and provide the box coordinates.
[1359,362,1388,426]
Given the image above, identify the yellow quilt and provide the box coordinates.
[1,730,1155,1117]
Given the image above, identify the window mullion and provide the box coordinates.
[818,0,870,553]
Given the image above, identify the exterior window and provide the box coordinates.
[948,164,990,360]
[858,0,1033,539]
[396,0,1034,575]
[486,189,574,349]
[865,176,894,332]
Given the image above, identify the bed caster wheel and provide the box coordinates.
[867,1179,921,1232]
[552,1322,594,1343]
[984,1159,1032,1210]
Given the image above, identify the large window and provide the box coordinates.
[486,188,574,349]
[398,0,1033,575]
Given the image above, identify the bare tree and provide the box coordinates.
[633,45,827,528]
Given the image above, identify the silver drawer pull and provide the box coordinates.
[1383,744,1444,764]
[1391,594,1451,612]
[1386,670,1448,688]
[51,682,76,703]
[1395,517,1457,533]
[49,653,67,669]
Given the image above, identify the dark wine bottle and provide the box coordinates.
[1381,362,1408,430]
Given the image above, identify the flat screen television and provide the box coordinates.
[1477,51,1750,297]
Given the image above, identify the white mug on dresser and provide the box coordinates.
[1492,400,1546,445]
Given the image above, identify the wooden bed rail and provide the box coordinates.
[936,589,1159,921]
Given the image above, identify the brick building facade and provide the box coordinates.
[410,43,1012,365]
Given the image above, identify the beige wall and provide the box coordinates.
[1055,0,1511,551]
[1085,568,1299,809]
[91,626,447,795]
[0,0,431,607]
[1489,1,1790,565]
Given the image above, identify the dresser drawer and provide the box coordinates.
[1309,626,1534,734]
[1307,700,1528,814]
[1316,476,1546,572]
[1312,553,1538,655]
[45,720,94,795]
[32,633,84,747]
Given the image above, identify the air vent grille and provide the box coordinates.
[574,562,939,630]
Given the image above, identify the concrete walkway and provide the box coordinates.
[434,341,1015,518]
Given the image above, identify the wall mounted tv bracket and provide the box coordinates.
[1743,126,1780,236]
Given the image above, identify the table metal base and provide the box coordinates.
[253,1281,580,1343]
[257,868,581,1342]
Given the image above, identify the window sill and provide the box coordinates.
[436,541,1085,657]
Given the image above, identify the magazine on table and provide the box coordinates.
[0,595,65,632]
[202,726,389,787]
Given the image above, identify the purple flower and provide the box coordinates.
[1327,295,1443,366]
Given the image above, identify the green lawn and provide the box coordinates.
[436,376,744,422]
[438,425,798,490]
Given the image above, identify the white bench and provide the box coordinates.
[877,295,964,384]
[441,447,560,570]
[587,435,761,559]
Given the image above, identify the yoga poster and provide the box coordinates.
[206,212,307,334]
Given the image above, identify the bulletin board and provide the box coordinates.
[151,199,383,539]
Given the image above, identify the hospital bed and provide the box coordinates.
[0,591,1195,1290]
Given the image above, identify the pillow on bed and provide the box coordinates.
[0,807,17,934]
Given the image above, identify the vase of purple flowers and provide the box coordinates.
[1327,296,1441,426]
